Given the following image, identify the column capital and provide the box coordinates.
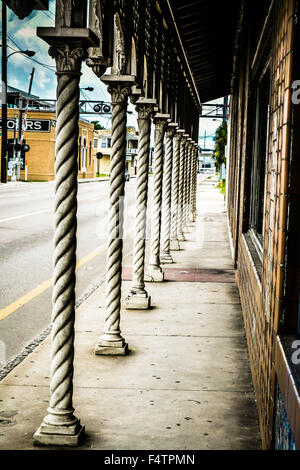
[182,134,189,144]
[101,74,136,104]
[135,98,157,119]
[130,86,143,104]
[166,124,177,138]
[37,27,98,73]
[48,43,86,74]
[153,113,170,131]
[86,53,110,78]
[174,132,183,141]
[153,113,171,120]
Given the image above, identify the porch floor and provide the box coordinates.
[0,176,261,450]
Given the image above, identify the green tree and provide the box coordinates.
[213,121,227,170]
[91,120,105,130]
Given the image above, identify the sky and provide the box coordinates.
[1,0,223,144]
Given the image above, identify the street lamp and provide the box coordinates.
[7,49,36,59]
[1,6,36,184]
[80,87,94,92]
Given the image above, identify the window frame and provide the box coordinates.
[244,28,272,267]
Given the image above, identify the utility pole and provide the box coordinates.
[12,68,35,181]
[18,68,35,180]
[1,2,7,183]
[223,96,228,122]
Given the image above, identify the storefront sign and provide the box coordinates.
[0,119,51,132]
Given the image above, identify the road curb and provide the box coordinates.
[78,178,109,184]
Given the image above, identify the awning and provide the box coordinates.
[162,0,242,103]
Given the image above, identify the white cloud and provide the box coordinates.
[15,25,36,39]
[35,69,51,90]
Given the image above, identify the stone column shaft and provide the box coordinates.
[177,137,186,241]
[170,132,181,251]
[33,43,86,447]
[183,139,192,230]
[95,76,134,355]
[187,142,194,223]
[191,145,198,221]
[125,99,155,309]
[146,115,169,282]
[161,126,176,263]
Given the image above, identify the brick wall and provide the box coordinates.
[227,0,296,449]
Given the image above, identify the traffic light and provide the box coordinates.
[96,152,103,159]
[10,142,30,153]
[7,139,30,171]
[93,103,111,114]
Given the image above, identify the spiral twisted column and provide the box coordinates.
[188,142,194,223]
[183,138,192,230]
[33,43,86,446]
[125,99,155,309]
[191,144,198,221]
[146,115,168,282]
[95,76,134,355]
[170,131,182,251]
[187,141,194,224]
[189,144,195,222]
[177,136,187,241]
[161,126,176,263]
[194,145,199,217]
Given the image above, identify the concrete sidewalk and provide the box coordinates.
[0,176,261,450]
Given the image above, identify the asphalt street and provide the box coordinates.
[0,178,140,367]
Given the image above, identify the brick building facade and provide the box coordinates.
[227,0,300,450]
[0,109,95,181]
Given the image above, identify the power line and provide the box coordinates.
[6,34,110,110]
[42,10,54,20]
[7,36,56,73]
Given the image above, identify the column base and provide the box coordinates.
[170,239,180,251]
[145,268,164,282]
[95,338,128,356]
[33,421,85,447]
[125,291,151,310]
[160,253,173,264]
[177,233,185,241]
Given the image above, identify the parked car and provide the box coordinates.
[125,170,130,181]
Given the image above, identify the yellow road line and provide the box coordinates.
[0,226,134,322]
[0,278,53,321]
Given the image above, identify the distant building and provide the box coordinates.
[199,150,215,173]
[93,126,138,176]
[0,108,94,181]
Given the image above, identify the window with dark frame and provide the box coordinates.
[248,65,270,259]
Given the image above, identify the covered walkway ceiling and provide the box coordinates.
[161,0,242,103]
